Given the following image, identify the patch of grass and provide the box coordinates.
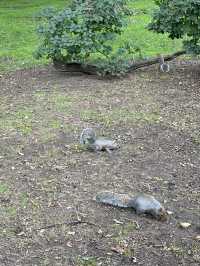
[34,90,74,113]
[34,90,49,100]
[0,0,68,72]
[0,183,9,194]
[129,0,182,57]
[5,206,17,217]
[0,206,17,218]
[191,135,200,145]
[50,93,74,112]
[80,110,110,125]
[70,143,86,153]
[0,107,34,135]
[112,222,138,240]
[77,256,98,266]
[80,108,160,126]
[19,192,29,208]
[46,147,61,159]
[164,243,185,257]
[36,128,58,143]
[0,0,182,72]
[48,119,63,129]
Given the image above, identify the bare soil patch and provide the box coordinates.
[0,59,199,265]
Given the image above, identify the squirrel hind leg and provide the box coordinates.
[135,208,146,215]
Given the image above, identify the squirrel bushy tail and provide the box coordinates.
[95,191,132,208]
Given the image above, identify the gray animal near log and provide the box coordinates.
[159,54,170,73]
[53,50,186,75]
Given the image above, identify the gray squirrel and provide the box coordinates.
[159,54,170,73]
[80,128,119,153]
[95,191,168,221]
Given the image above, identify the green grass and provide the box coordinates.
[77,257,98,266]
[0,183,9,194]
[0,107,34,135]
[0,0,182,72]
[79,108,161,126]
[0,0,68,72]
[117,0,182,58]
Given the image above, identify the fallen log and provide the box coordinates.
[53,60,99,75]
[128,50,186,71]
[53,50,186,75]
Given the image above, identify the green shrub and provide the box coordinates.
[148,0,200,54]
[95,43,142,76]
[35,0,132,64]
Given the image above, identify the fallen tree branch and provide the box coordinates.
[53,61,99,75]
[128,50,186,71]
[53,50,186,75]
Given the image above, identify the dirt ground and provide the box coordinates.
[0,59,199,266]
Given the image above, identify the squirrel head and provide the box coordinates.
[156,207,168,222]
[80,128,96,145]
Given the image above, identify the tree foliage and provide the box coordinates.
[35,0,132,64]
[149,0,200,54]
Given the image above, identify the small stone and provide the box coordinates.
[97,229,103,234]
[179,222,191,229]
[67,231,75,235]
[194,235,200,241]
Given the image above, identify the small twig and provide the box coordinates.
[75,206,81,222]
[34,220,98,231]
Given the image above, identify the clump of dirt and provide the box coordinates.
[0,59,199,265]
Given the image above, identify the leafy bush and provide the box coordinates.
[95,43,142,76]
[148,0,200,54]
[35,0,132,65]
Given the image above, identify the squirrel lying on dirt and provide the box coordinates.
[95,191,168,221]
[80,128,119,153]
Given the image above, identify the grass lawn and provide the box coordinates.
[0,0,182,72]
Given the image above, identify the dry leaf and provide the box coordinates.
[17,231,25,236]
[111,245,125,255]
[113,219,123,225]
[66,241,73,247]
[105,234,113,238]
